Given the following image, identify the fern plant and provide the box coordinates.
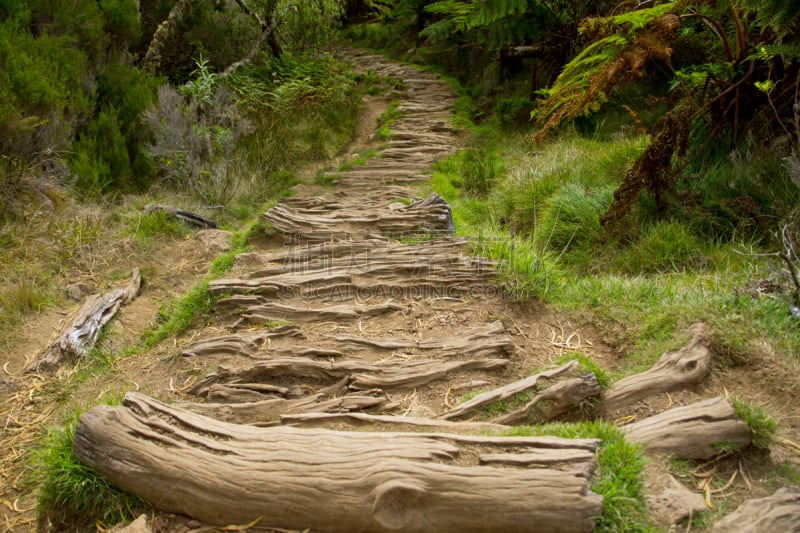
[531,3,679,142]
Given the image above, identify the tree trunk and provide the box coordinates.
[142,0,191,75]
[621,397,751,460]
[74,392,604,533]
[604,323,711,412]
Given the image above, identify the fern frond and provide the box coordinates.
[532,4,680,142]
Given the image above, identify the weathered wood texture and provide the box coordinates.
[189,357,508,395]
[280,412,508,434]
[261,192,454,243]
[622,397,751,459]
[438,360,600,424]
[711,487,800,532]
[27,269,141,372]
[74,393,603,533]
[605,323,711,411]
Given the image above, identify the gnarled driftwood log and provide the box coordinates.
[712,487,800,532]
[26,268,141,372]
[74,392,603,533]
[438,360,600,424]
[605,323,711,412]
[621,397,751,459]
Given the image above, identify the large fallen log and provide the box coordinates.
[712,487,800,532]
[621,397,751,459]
[74,392,603,533]
[26,269,141,372]
[438,360,600,423]
[604,323,711,412]
[217,299,404,326]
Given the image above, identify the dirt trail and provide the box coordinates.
[4,50,800,532]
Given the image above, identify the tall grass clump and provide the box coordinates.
[33,406,147,530]
[613,220,706,275]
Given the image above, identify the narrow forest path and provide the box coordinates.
[15,50,800,533]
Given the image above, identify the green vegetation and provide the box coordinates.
[32,404,148,530]
[140,281,215,349]
[733,398,778,449]
[503,421,650,532]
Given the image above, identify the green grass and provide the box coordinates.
[501,421,651,532]
[338,148,380,171]
[140,280,215,349]
[32,404,148,530]
[430,127,800,375]
[732,398,777,449]
[377,100,402,140]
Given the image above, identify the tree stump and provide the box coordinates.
[604,323,711,411]
[74,393,604,533]
[621,397,751,459]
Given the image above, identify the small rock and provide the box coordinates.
[66,282,93,301]
[647,474,707,527]
[712,486,800,532]
[111,514,152,533]
[195,229,233,255]
[232,252,267,271]
[186,519,203,529]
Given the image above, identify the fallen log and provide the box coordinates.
[712,486,800,532]
[74,392,603,533]
[143,204,217,229]
[180,327,301,358]
[261,192,454,243]
[218,299,404,326]
[621,397,752,459]
[26,269,142,372]
[493,374,601,425]
[438,360,599,422]
[605,323,711,412]
[190,388,398,424]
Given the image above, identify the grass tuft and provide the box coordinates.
[732,398,777,449]
[140,281,215,349]
[32,405,147,530]
[501,421,650,532]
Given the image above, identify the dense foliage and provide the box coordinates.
[349,0,800,246]
[0,0,355,214]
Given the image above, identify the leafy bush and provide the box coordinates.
[144,78,251,205]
